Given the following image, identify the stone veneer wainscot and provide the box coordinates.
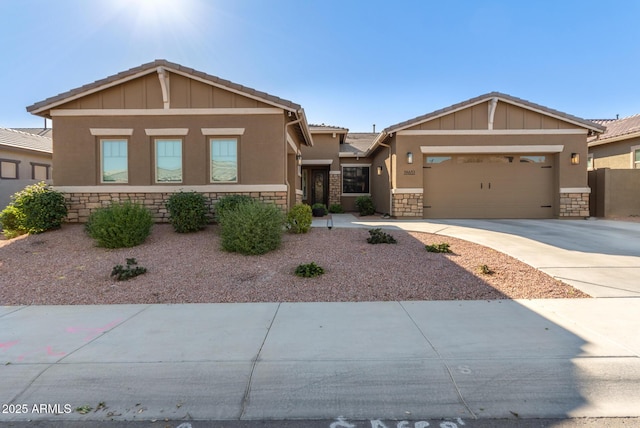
[391,191,423,217]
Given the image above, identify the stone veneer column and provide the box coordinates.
[63,191,288,223]
[329,171,341,207]
[391,190,423,217]
[559,190,590,218]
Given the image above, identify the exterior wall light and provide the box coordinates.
[376,166,383,175]
[571,153,580,165]
[407,152,413,164]
[296,153,302,166]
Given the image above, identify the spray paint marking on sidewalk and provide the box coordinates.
[330,417,466,428]
[66,318,124,341]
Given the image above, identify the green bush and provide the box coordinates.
[328,204,344,214]
[311,203,328,216]
[3,182,67,235]
[366,228,397,244]
[355,195,375,216]
[166,191,208,233]
[214,194,253,221]
[294,262,325,278]
[478,264,494,275]
[0,205,27,239]
[218,200,284,255]
[425,243,452,253]
[85,202,154,248]
[286,204,312,234]
[111,258,147,281]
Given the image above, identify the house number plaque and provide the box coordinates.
[403,170,416,175]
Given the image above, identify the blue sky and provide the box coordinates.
[2,0,639,131]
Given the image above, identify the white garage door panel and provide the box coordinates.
[423,155,554,219]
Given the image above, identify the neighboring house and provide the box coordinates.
[26,59,313,222]
[0,127,53,209]
[587,115,640,217]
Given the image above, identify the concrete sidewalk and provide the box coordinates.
[315,214,640,297]
[1,299,640,423]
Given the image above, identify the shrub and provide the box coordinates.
[166,191,208,233]
[355,195,375,216]
[85,202,153,248]
[295,262,325,278]
[367,228,397,244]
[214,194,253,221]
[328,204,344,214]
[111,258,147,281]
[311,203,328,217]
[425,243,452,253]
[4,182,67,235]
[0,205,27,239]
[218,200,284,255]
[478,264,494,275]
[286,204,312,234]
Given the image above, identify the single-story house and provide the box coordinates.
[26,59,313,222]
[0,127,53,209]
[587,115,640,217]
[26,61,606,220]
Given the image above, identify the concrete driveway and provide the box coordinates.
[337,216,640,298]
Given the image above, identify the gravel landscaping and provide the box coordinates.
[0,224,589,305]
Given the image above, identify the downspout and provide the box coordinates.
[377,135,393,217]
[284,115,304,210]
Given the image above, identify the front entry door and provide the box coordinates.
[311,169,328,206]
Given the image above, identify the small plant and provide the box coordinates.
[478,264,494,275]
[366,228,397,244]
[218,200,284,255]
[295,262,325,278]
[355,195,375,216]
[0,182,67,236]
[85,201,153,248]
[111,258,147,281]
[166,191,208,233]
[328,204,344,214]
[286,204,312,234]
[425,243,452,253]
[214,194,253,221]
[311,203,328,217]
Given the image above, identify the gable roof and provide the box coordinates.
[13,128,53,138]
[588,114,640,147]
[383,92,606,135]
[0,128,52,154]
[26,59,304,116]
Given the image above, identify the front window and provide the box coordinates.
[342,165,370,194]
[634,149,640,169]
[156,139,182,183]
[210,138,237,182]
[101,139,128,183]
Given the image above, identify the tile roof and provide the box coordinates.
[309,124,349,132]
[588,114,640,145]
[341,133,378,154]
[13,128,53,138]
[383,92,606,134]
[0,128,52,154]
[26,59,303,115]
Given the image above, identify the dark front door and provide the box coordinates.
[311,169,328,206]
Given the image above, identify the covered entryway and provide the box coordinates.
[302,167,329,207]
[423,153,555,218]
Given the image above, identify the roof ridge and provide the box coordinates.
[0,127,51,140]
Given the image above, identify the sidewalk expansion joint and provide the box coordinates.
[239,302,281,419]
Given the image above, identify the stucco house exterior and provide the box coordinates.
[26,61,605,220]
[26,59,313,222]
[0,128,53,209]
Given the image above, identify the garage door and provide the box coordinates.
[423,154,554,218]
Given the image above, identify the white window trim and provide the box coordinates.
[90,128,133,136]
[201,128,245,136]
[341,163,371,196]
[145,128,189,136]
[631,145,640,169]
[100,139,128,184]
[587,153,594,171]
[210,137,238,184]
[154,138,183,184]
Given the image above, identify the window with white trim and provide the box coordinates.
[633,147,640,169]
[587,154,594,171]
[0,159,19,179]
[210,138,237,182]
[342,165,370,194]
[101,139,128,183]
[155,139,183,183]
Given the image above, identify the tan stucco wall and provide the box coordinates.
[51,114,286,186]
[590,136,640,169]
[301,133,341,171]
[0,147,52,209]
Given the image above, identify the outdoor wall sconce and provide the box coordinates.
[407,151,413,164]
[296,153,302,166]
[377,165,383,175]
[571,153,580,165]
